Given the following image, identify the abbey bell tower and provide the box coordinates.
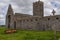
[33,0,44,17]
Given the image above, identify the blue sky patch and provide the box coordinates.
[51,1,60,8]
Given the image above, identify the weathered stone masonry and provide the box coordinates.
[6,0,60,31]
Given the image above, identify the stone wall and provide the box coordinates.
[15,15,60,31]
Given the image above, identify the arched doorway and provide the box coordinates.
[14,21,16,29]
[8,15,11,29]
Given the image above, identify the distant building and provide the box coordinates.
[6,0,60,30]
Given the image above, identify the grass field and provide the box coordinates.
[0,27,60,40]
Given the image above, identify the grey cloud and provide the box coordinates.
[0,20,5,25]
[10,0,37,14]
[11,0,58,15]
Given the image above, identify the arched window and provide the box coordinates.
[56,17,59,20]
[35,19,38,21]
[48,18,50,20]
[14,21,16,29]
[31,19,33,21]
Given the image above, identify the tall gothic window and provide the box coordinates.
[8,15,11,29]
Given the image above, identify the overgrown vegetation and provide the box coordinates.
[0,27,60,40]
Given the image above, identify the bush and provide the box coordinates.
[4,29,17,34]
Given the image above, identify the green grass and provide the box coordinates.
[0,27,60,40]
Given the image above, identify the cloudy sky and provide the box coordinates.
[0,0,60,25]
